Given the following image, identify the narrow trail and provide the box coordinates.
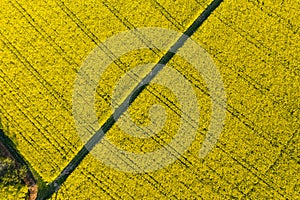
[37,0,224,199]
[0,128,38,199]
[0,129,37,185]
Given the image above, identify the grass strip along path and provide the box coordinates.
[37,0,224,199]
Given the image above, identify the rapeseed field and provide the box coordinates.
[0,0,299,199]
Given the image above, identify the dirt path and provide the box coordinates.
[36,0,224,199]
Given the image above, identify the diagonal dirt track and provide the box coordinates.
[37,0,224,199]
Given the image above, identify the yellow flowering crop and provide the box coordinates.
[0,0,299,199]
